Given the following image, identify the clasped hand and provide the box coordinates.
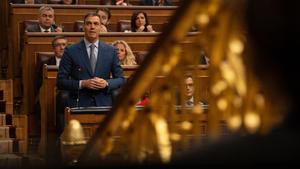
[136,25,154,32]
[82,77,108,90]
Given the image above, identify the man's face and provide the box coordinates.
[53,39,67,58]
[38,10,55,29]
[97,10,109,26]
[185,77,194,98]
[83,16,101,43]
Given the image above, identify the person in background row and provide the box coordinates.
[129,11,155,32]
[96,7,112,32]
[139,0,172,6]
[185,75,206,107]
[34,35,68,140]
[199,50,210,65]
[112,40,137,65]
[36,36,68,91]
[25,6,63,32]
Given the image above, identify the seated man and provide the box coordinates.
[25,5,63,32]
[185,75,206,106]
[36,35,68,90]
[96,7,112,32]
[34,36,68,130]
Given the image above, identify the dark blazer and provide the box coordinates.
[26,24,56,32]
[57,39,125,107]
[139,0,172,6]
[36,56,57,91]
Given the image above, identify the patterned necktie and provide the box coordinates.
[89,44,96,73]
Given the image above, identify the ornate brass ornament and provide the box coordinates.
[71,0,283,166]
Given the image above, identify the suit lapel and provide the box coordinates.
[79,40,93,76]
[94,41,103,76]
[37,25,42,32]
[50,26,56,32]
[49,56,56,65]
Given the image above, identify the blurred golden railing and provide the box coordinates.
[60,0,283,166]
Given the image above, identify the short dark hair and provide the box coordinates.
[83,12,101,24]
[96,8,111,20]
[52,35,67,47]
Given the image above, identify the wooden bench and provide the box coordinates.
[78,0,182,6]
[8,4,177,79]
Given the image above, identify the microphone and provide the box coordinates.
[76,65,82,108]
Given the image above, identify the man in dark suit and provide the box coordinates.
[36,35,68,91]
[25,5,62,32]
[57,12,125,108]
[33,35,68,138]
[53,13,124,165]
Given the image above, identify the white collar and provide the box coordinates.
[40,25,51,32]
[84,38,99,48]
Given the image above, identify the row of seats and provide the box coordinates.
[36,51,148,68]
[10,0,181,6]
[23,19,167,32]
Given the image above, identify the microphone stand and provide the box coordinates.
[76,67,81,108]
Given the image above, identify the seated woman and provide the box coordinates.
[127,11,155,32]
[112,40,137,65]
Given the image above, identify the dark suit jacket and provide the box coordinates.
[26,24,56,32]
[57,39,125,107]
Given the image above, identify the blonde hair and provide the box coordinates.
[39,6,54,16]
[112,40,137,65]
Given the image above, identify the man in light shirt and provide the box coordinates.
[33,35,68,143]
[36,36,68,90]
[185,75,206,106]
